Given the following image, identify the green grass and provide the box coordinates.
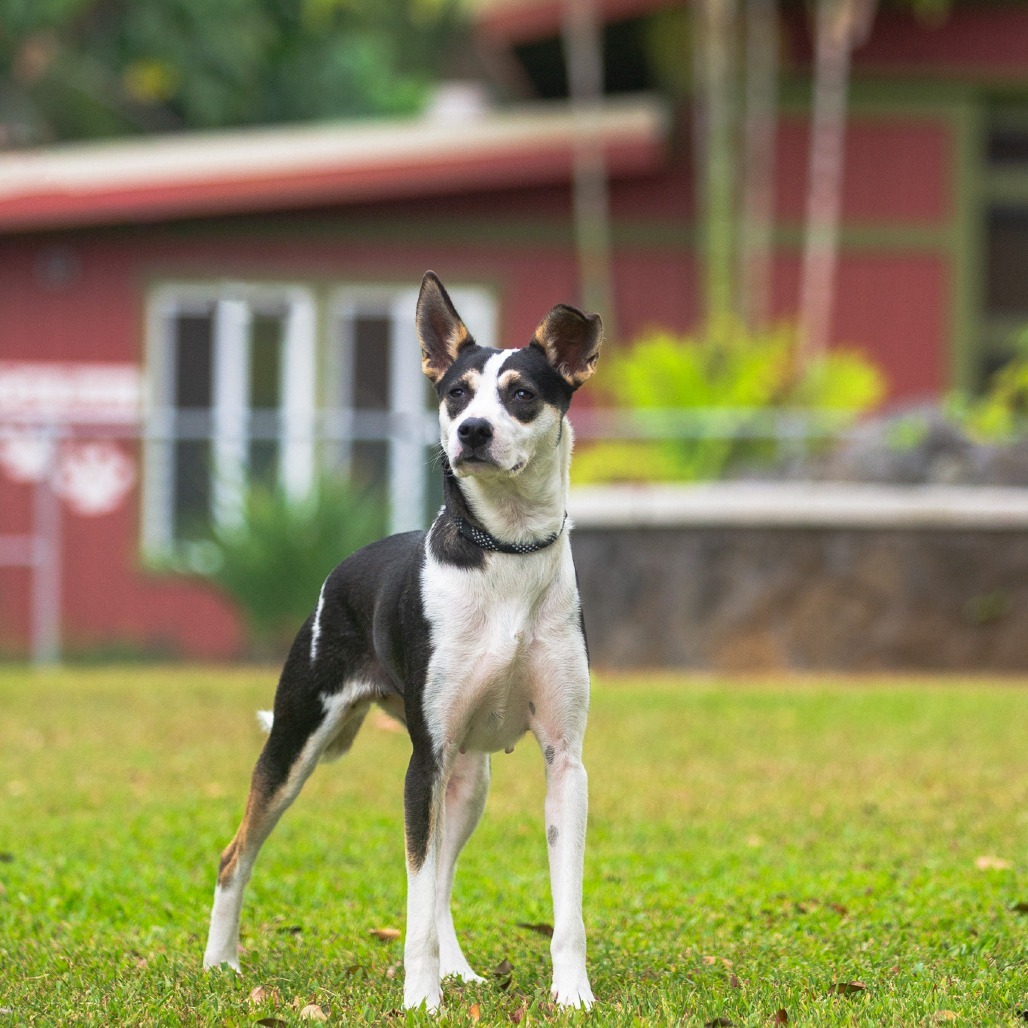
[1,668,1027,1025]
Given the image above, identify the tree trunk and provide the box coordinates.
[562,0,617,332]
[693,0,740,335]
[738,0,780,333]
[798,0,877,360]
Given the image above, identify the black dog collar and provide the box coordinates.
[453,512,568,555]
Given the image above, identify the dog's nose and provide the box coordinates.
[458,418,493,450]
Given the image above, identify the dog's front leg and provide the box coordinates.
[543,740,595,1009]
[403,745,447,1012]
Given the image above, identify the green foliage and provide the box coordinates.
[204,475,386,650]
[946,354,1028,443]
[573,323,885,484]
[2,668,1028,1024]
[0,0,467,143]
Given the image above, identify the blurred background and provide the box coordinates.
[0,0,1025,670]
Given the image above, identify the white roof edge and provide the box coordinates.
[0,95,669,199]
[569,482,1028,530]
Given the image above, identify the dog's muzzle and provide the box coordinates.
[455,418,494,464]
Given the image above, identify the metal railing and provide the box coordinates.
[0,407,857,666]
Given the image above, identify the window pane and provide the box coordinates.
[988,128,1028,166]
[172,311,214,539]
[173,439,211,540]
[353,315,391,411]
[249,311,285,485]
[986,208,1028,315]
[351,440,389,494]
[174,313,213,408]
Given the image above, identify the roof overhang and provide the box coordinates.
[474,0,674,45]
[0,97,669,234]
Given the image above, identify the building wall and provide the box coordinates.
[0,84,984,658]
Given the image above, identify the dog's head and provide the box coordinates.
[416,271,602,479]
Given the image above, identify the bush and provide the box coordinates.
[573,322,885,484]
[945,354,1028,443]
[203,475,386,653]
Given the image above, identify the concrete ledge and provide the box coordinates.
[570,482,1028,531]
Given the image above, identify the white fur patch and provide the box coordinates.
[256,709,274,734]
[309,578,328,664]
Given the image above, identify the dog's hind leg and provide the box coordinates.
[203,640,372,971]
[435,750,490,982]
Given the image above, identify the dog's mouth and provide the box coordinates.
[452,451,524,476]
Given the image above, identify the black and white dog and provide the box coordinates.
[203,272,601,1011]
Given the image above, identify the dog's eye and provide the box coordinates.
[448,386,466,399]
[513,388,535,402]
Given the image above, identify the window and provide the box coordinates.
[142,283,316,560]
[143,279,497,563]
[981,107,1028,390]
[328,285,498,533]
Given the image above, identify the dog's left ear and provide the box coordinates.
[533,304,603,389]
[417,271,473,384]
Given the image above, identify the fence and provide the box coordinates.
[1,407,863,666]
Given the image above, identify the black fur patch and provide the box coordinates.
[427,453,491,570]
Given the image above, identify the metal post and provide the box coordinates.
[31,427,62,666]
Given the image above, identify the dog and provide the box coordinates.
[203,271,602,1011]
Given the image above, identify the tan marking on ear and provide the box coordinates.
[533,306,602,388]
[422,323,470,383]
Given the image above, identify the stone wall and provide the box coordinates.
[569,485,1028,672]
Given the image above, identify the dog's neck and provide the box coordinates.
[444,418,572,550]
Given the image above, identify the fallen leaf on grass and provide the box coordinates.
[369,927,401,941]
[729,974,741,989]
[975,855,1012,871]
[830,981,867,996]
[704,1018,734,1027]
[0,853,13,863]
[1010,901,1028,914]
[516,921,554,938]
[248,986,282,1007]
[468,1002,481,1022]
[254,1019,286,1028]
[491,958,514,991]
[771,1009,789,1025]
[932,1012,958,1023]
[276,924,304,935]
[509,1000,529,1024]
[299,1004,328,1022]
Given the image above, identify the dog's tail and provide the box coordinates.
[256,709,274,734]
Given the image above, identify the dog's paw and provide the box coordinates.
[551,976,595,1009]
[202,950,241,973]
[403,983,443,1013]
[441,964,485,984]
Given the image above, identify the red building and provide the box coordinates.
[2,0,1028,659]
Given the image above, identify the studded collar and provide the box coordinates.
[452,511,568,555]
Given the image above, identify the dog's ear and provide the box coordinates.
[417,271,473,384]
[533,304,603,389]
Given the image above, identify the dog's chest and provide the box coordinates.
[420,548,576,754]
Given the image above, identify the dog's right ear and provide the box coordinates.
[417,271,473,384]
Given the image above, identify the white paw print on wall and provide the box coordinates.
[52,442,136,516]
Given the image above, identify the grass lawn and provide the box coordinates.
[0,667,1026,1025]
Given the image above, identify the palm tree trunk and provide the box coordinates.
[798,0,877,360]
[562,0,617,332]
[738,0,779,333]
[693,0,740,334]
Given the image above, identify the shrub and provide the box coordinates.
[573,323,885,484]
[203,475,386,653]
